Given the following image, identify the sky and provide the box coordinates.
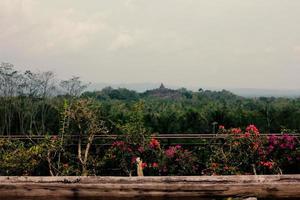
[1,0,300,90]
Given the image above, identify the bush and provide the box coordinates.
[0,139,47,175]
[0,124,299,176]
[206,125,300,175]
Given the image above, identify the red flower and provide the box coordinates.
[211,163,219,169]
[252,142,260,150]
[152,162,159,168]
[231,128,242,134]
[244,132,250,138]
[259,161,274,169]
[246,124,260,136]
[232,141,240,147]
[149,138,160,149]
[142,163,147,169]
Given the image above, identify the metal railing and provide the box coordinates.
[1,133,299,140]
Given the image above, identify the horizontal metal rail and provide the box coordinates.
[0,133,299,140]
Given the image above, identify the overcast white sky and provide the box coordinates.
[1,0,300,89]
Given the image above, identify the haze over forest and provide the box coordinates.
[1,0,300,95]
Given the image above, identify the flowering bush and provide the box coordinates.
[103,126,300,176]
[1,124,299,176]
[208,125,277,175]
[103,141,135,176]
[103,138,162,176]
[206,125,300,175]
[104,137,200,176]
[265,134,300,173]
[160,145,198,175]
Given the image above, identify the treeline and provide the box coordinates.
[1,62,300,135]
[85,88,300,134]
[0,62,87,135]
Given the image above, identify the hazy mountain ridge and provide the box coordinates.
[88,83,300,98]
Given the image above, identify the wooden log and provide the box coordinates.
[0,175,299,199]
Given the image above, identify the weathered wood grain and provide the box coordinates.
[0,175,299,199]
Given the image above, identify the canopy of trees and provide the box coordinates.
[1,62,300,135]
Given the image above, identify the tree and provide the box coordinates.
[118,101,150,146]
[67,99,109,175]
[60,76,89,97]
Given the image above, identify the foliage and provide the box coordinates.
[103,138,201,176]
[103,138,162,176]
[0,139,47,175]
[65,99,109,175]
[206,125,300,175]
[2,63,300,135]
[116,101,151,146]
[265,134,300,173]
[0,63,300,176]
[161,145,199,175]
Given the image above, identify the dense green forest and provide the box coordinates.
[1,63,299,176]
[1,62,300,135]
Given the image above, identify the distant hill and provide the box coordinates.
[142,83,185,100]
[87,82,300,98]
[230,88,300,98]
[87,82,161,92]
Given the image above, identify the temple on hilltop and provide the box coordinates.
[143,83,182,99]
[159,83,166,90]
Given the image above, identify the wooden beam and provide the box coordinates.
[0,175,299,199]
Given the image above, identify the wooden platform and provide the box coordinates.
[0,175,300,199]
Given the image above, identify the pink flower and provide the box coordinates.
[112,141,129,152]
[268,145,274,153]
[165,146,177,158]
[51,135,58,141]
[268,135,278,144]
[280,144,286,149]
[138,146,145,153]
[219,125,225,130]
[131,156,137,164]
[162,166,168,173]
[112,141,125,147]
[258,148,265,156]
